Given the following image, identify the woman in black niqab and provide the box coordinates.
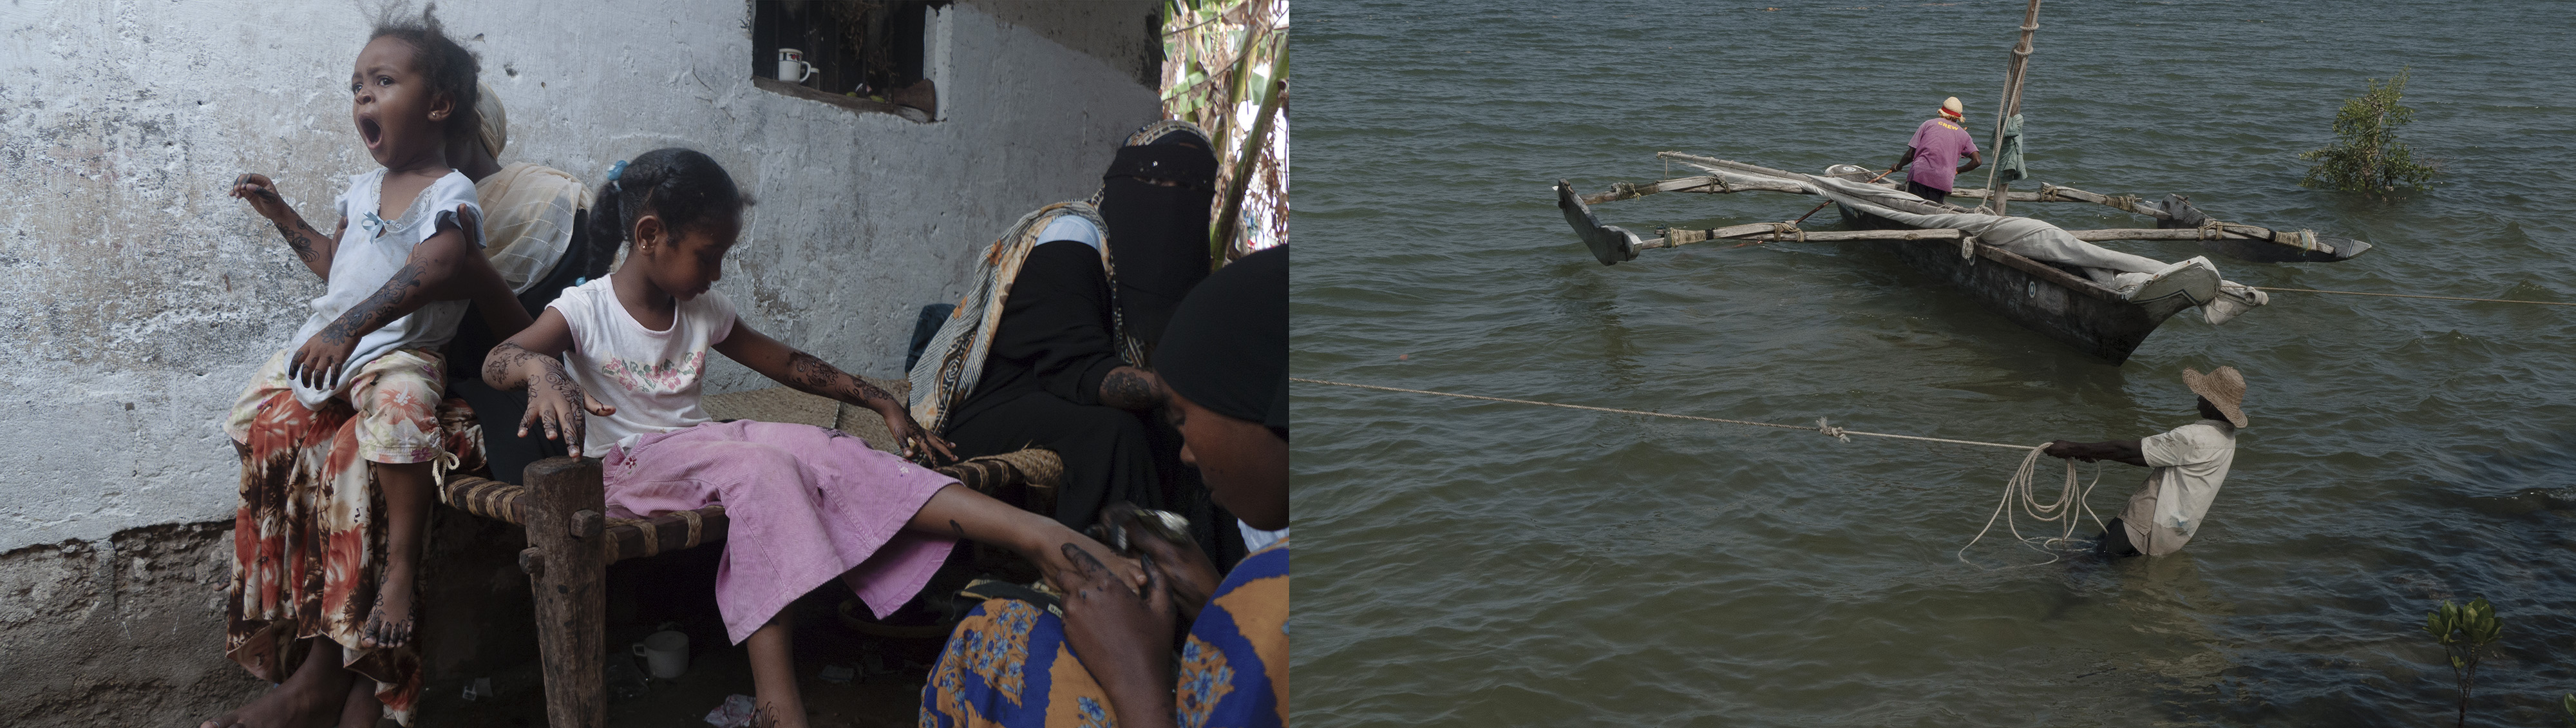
[936,127,1238,564]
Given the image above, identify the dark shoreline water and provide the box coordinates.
[1293,1,2576,725]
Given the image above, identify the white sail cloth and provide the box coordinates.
[1801,175,2268,323]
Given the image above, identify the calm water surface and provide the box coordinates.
[1293,1,2576,725]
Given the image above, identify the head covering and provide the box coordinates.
[1156,245,1287,433]
[1124,119,1214,151]
[1098,130,1220,347]
[1940,96,1964,121]
[475,81,507,159]
[2182,365,2248,427]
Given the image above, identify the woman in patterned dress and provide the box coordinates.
[922,245,1288,728]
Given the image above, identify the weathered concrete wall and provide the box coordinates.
[965,0,1165,88]
[0,0,1162,553]
[0,521,268,727]
[0,512,535,727]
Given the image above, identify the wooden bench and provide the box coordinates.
[433,384,1057,727]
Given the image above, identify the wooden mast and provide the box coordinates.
[1983,0,2042,215]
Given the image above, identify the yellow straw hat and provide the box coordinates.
[1940,96,1965,120]
[2182,366,2249,427]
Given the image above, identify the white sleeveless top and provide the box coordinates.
[286,169,482,407]
[545,276,739,457]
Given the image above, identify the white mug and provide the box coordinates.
[777,48,818,84]
[630,629,688,679]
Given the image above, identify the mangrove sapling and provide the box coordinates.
[2299,68,2438,196]
[2423,597,2503,728]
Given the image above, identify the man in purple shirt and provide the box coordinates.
[1889,96,1983,205]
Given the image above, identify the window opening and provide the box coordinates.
[752,1,936,116]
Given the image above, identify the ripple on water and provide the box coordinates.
[1298,1,2576,724]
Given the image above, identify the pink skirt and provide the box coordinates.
[602,420,959,643]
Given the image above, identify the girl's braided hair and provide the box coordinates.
[590,148,755,254]
[368,3,480,146]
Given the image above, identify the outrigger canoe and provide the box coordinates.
[1555,156,2320,364]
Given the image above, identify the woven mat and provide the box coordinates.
[697,376,913,455]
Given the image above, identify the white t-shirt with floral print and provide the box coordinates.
[546,276,737,457]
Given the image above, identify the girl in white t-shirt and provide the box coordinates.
[483,148,1141,727]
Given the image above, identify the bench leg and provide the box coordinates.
[522,456,608,727]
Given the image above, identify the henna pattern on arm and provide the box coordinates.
[274,218,328,266]
[785,350,899,410]
[488,343,585,409]
[1098,366,1165,412]
[483,341,545,388]
[314,262,431,347]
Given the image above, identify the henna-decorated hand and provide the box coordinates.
[876,405,958,465]
[286,334,359,391]
[229,173,292,220]
[524,370,616,454]
[1057,542,1180,728]
[1099,503,1223,622]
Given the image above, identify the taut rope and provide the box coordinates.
[1294,377,2112,566]
[1291,378,2032,449]
[2252,287,2576,307]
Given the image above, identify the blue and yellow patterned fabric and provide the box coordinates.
[922,540,1289,727]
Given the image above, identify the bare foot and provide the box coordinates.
[333,675,382,728]
[198,648,352,727]
[359,562,416,650]
[753,700,808,728]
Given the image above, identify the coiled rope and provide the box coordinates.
[1956,447,2110,568]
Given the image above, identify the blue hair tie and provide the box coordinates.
[605,159,629,183]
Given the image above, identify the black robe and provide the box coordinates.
[942,240,1157,527]
[941,241,1246,566]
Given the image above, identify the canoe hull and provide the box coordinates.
[1838,204,2192,364]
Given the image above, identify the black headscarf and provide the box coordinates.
[1099,134,1220,347]
[1155,245,1287,435]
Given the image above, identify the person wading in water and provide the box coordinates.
[2044,367,2249,558]
[1888,96,1984,206]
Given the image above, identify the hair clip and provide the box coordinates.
[605,159,629,183]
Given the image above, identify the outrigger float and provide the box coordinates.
[1555,3,2369,365]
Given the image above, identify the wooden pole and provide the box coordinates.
[1983,0,2043,216]
[522,455,608,728]
[1209,35,1287,266]
[1633,225,2306,251]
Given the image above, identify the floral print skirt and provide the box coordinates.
[222,349,482,726]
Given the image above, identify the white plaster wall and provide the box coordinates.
[0,0,1160,551]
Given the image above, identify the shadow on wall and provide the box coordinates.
[0,513,539,728]
[0,521,264,727]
